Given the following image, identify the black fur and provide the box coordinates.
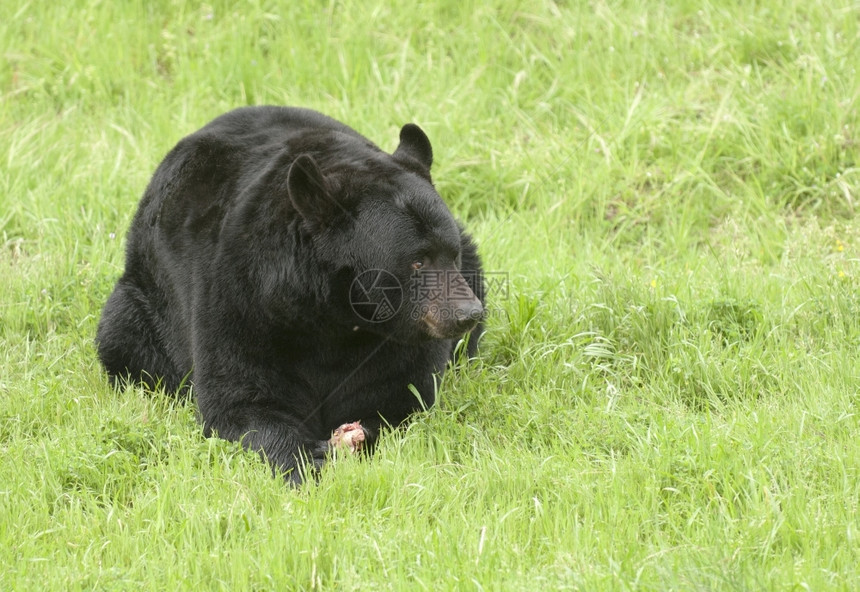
[96,106,485,484]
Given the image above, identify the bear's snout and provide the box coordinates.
[412,267,484,339]
[451,297,484,331]
[419,288,483,339]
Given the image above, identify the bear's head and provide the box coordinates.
[283,124,484,344]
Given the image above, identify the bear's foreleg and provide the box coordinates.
[196,391,340,485]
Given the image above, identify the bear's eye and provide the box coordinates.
[411,261,424,271]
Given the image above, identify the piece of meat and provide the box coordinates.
[329,421,366,453]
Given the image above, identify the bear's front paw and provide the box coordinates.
[329,421,366,453]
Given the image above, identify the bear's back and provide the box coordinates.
[199,106,362,142]
[129,108,363,240]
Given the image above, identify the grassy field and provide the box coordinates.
[2,0,859,589]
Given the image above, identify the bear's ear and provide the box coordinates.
[287,154,336,223]
[393,123,433,171]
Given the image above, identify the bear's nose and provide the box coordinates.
[452,299,484,332]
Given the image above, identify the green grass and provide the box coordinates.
[2,0,859,589]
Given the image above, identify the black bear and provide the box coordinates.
[96,106,485,484]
